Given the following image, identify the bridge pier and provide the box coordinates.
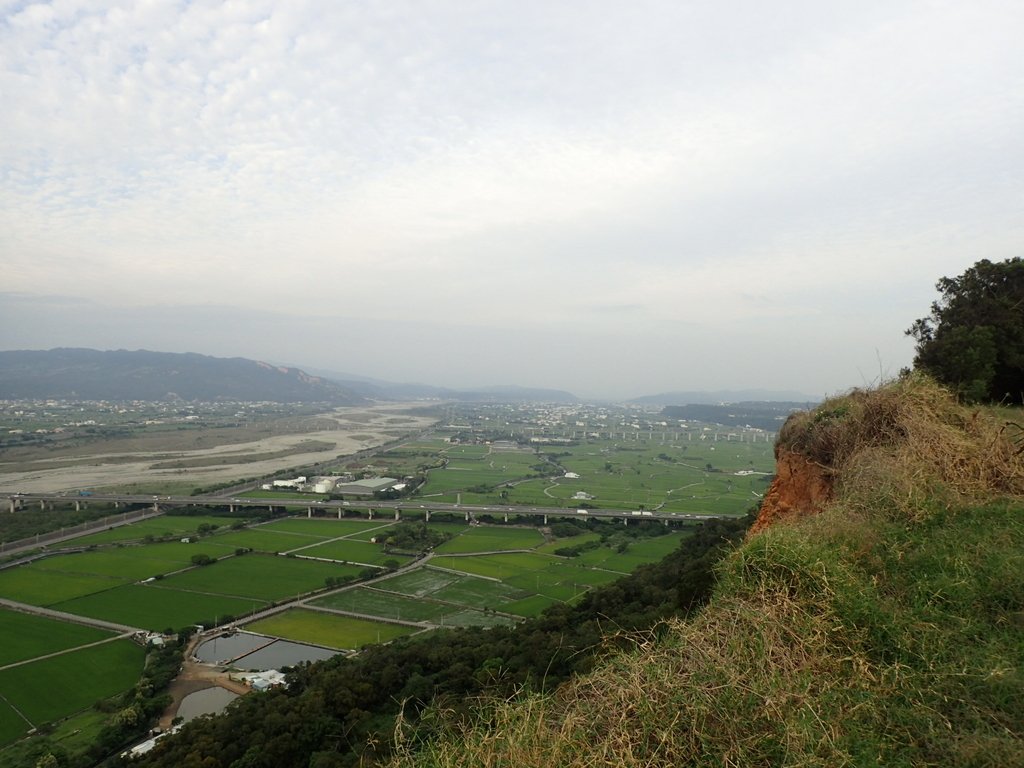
[368,508,374,519]
[623,517,628,525]
[152,503,159,513]
[464,511,470,521]
[394,509,400,521]
[337,510,342,519]
[504,513,508,523]
[425,509,430,522]
[229,504,235,513]
[74,501,81,512]
[7,499,15,513]
[307,508,313,518]
[543,514,548,525]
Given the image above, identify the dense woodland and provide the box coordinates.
[130,515,752,768]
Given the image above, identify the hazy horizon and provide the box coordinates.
[3,2,1023,400]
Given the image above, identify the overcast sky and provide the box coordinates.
[2,1,1022,399]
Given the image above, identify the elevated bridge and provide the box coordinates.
[6,491,727,526]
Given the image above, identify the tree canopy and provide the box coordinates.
[907,258,1024,403]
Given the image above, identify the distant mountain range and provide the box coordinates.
[0,349,821,406]
[295,366,578,403]
[0,349,365,404]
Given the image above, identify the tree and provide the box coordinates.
[907,258,1024,403]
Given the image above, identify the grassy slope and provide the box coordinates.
[391,377,1024,767]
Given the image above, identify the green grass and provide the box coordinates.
[0,609,112,666]
[31,548,189,580]
[429,577,527,607]
[375,568,462,598]
[158,554,362,601]
[299,539,410,566]
[51,584,260,631]
[345,522,401,541]
[434,526,544,554]
[260,518,390,537]
[66,515,238,545]
[502,594,562,618]
[0,639,145,726]
[0,567,126,605]
[573,532,686,571]
[431,552,558,580]
[202,528,330,553]
[435,610,517,628]
[0,699,28,747]
[247,609,415,649]
[311,588,452,622]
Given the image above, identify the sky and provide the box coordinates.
[2,1,1023,400]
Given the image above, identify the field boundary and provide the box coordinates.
[0,632,133,672]
[0,597,143,634]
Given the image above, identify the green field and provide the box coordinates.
[158,553,362,601]
[0,609,112,666]
[260,518,390,537]
[247,609,415,649]
[312,588,453,622]
[431,552,559,580]
[434,526,545,554]
[502,593,562,617]
[202,528,331,554]
[299,539,410,566]
[32,548,189,580]
[67,515,239,546]
[52,584,260,631]
[0,639,145,727]
[428,576,527,607]
[0,700,28,747]
[416,434,772,514]
[0,566,125,605]
[373,568,461,598]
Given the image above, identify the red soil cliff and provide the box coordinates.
[749,448,834,536]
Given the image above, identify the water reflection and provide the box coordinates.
[195,631,340,671]
[178,687,239,722]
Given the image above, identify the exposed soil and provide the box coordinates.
[749,448,833,536]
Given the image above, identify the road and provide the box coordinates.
[8,491,727,525]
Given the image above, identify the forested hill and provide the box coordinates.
[133,515,751,768]
[0,348,365,404]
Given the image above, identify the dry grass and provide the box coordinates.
[778,374,1024,520]
[387,378,1024,768]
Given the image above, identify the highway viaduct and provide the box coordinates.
[5,491,726,526]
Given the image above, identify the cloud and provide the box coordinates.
[1,1,1023,397]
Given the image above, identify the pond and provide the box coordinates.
[177,687,239,723]
[195,631,339,671]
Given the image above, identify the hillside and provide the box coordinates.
[122,517,751,768]
[389,375,1024,767]
[0,349,365,404]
